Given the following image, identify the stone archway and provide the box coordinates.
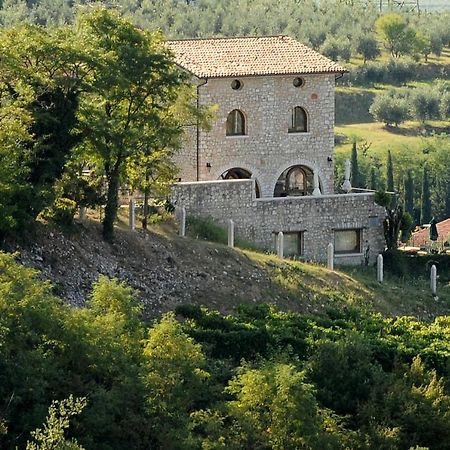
[219,167,261,198]
[274,165,320,197]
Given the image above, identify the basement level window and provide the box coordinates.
[274,231,304,258]
[334,229,362,254]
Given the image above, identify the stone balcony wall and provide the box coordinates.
[172,179,386,265]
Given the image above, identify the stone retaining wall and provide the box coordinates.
[172,179,386,265]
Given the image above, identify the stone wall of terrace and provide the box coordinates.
[172,179,386,265]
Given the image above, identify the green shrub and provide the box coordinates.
[440,92,450,120]
[186,216,227,244]
[320,36,352,62]
[370,92,409,126]
[409,89,441,123]
[41,197,77,227]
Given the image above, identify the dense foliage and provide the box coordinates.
[1,1,449,64]
[335,135,450,224]
[0,9,210,242]
[1,252,450,449]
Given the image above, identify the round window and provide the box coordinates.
[231,79,242,90]
[293,77,305,88]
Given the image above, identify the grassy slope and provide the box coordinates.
[334,121,447,164]
[9,218,450,321]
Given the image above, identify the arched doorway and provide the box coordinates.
[219,167,260,198]
[274,165,317,197]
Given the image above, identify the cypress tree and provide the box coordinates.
[368,166,377,190]
[404,169,414,217]
[350,142,360,188]
[386,150,394,192]
[420,164,432,224]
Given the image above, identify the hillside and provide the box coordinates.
[5,219,450,321]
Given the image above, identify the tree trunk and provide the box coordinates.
[103,160,120,242]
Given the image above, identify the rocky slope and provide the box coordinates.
[4,220,450,320]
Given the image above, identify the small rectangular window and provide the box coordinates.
[273,231,304,257]
[334,229,362,254]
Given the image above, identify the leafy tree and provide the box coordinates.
[375,13,418,58]
[26,396,87,450]
[375,190,402,250]
[0,0,30,26]
[227,361,344,449]
[0,24,85,237]
[413,31,432,62]
[400,211,413,242]
[143,313,209,448]
[369,92,409,127]
[360,357,450,450]
[440,91,450,120]
[76,8,188,241]
[430,31,444,58]
[356,34,380,63]
[410,89,441,123]
[319,35,351,62]
[420,164,432,225]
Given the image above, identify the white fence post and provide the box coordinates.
[377,254,383,283]
[277,232,284,259]
[180,207,186,237]
[327,243,334,271]
[228,219,235,248]
[129,199,135,231]
[431,264,437,296]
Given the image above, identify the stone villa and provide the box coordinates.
[168,36,385,264]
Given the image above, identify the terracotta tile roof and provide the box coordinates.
[167,35,347,78]
[411,218,450,246]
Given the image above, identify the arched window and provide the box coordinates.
[286,166,307,195]
[226,109,245,136]
[274,165,315,197]
[289,106,307,133]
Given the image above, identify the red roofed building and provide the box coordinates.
[169,36,385,264]
[411,218,450,247]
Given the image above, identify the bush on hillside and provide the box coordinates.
[41,197,77,228]
[440,92,450,119]
[356,34,380,63]
[343,59,418,86]
[369,92,409,126]
[320,36,352,62]
[409,89,441,123]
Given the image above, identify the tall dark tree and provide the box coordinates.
[350,142,361,188]
[403,169,414,219]
[386,150,394,192]
[420,164,432,224]
[368,166,377,190]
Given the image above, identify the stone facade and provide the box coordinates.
[172,74,335,197]
[172,179,385,265]
[168,37,385,264]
